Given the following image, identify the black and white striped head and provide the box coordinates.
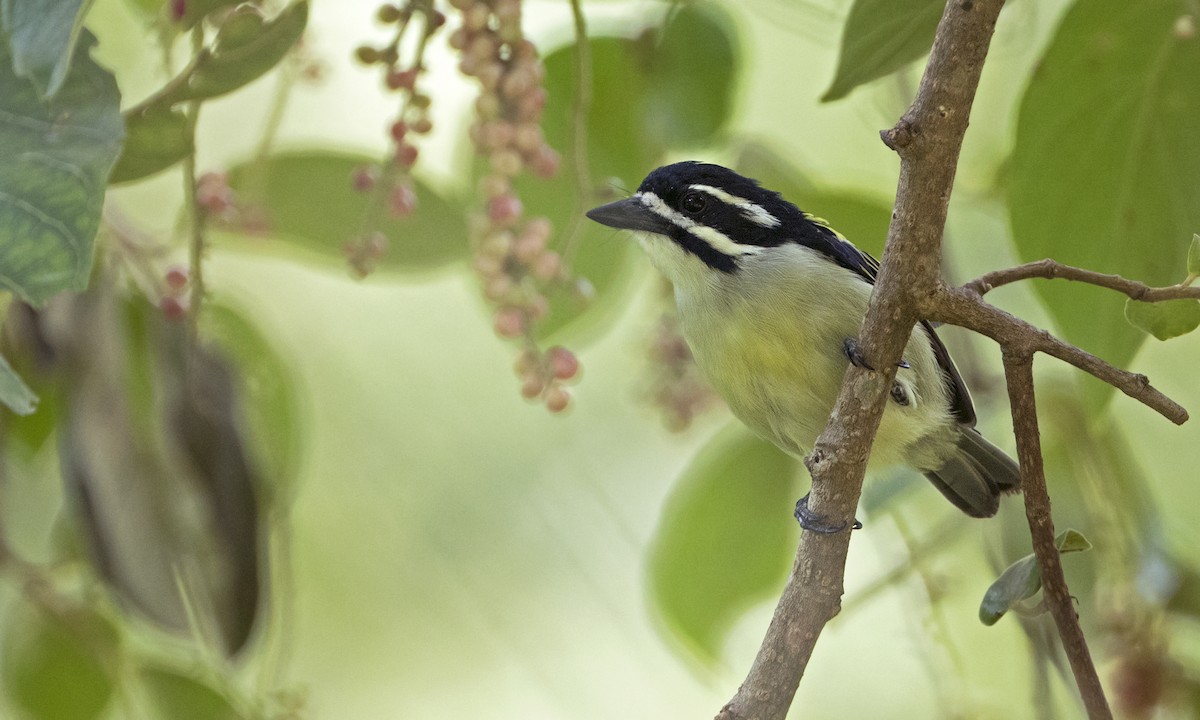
[586,162,839,275]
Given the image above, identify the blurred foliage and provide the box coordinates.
[979,529,1091,626]
[0,0,1197,717]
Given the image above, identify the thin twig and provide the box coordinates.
[930,287,1188,425]
[1001,351,1113,719]
[965,258,1200,301]
[716,2,1006,718]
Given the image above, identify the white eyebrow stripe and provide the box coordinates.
[637,191,761,258]
[689,184,781,228]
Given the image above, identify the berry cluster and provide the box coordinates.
[159,264,191,322]
[349,1,447,277]
[449,0,587,411]
[644,306,719,431]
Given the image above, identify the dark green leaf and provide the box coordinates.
[980,529,1092,625]
[158,1,307,105]
[1009,0,1200,404]
[109,106,192,184]
[0,29,123,305]
[0,351,37,414]
[821,0,943,102]
[1,603,117,720]
[1124,298,1200,340]
[1188,233,1200,276]
[648,425,801,664]
[0,0,93,98]
[646,2,739,147]
[141,666,243,720]
[226,150,468,272]
[979,554,1041,626]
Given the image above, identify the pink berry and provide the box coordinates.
[493,308,525,338]
[544,386,570,413]
[165,265,189,289]
[520,373,545,399]
[532,250,561,281]
[395,143,419,168]
[487,194,523,225]
[390,184,418,217]
[546,346,579,380]
[160,295,187,321]
[352,165,378,191]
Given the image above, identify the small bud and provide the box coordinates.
[170,0,187,22]
[380,46,400,66]
[530,145,560,178]
[395,143,419,168]
[487,194,523,225]
[479,173,510,199]
[377,4,402,23]
[546,346,579,380]
[389,120,408,142]
[427,10,447,31]
[411,116,433,135]
[160,295,187,321]
[512,229,547,262]
[544,385,570,413]
[354,45,381,64]
[490,149,523,176]
[532,250,561,281]
[365,231,389,258]
[386,68,418,90]
[520,373,546,399]
[493,308,526,338]
[165,265,189,290]
[389,184,418,217]
[352,165,378,191]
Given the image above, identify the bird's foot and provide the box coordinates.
[843,337,910,370]
[794,493,862,534]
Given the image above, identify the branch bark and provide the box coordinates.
[1002,351,1113,719]
[966,258,1200,302]
[716,2,1006,718]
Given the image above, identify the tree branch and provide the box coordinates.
[965,258,1200,301]
[716,2,1005,718]
[1001,351,1113,719]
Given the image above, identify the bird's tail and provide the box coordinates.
[922,426,1021,518]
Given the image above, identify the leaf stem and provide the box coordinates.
[558,0,592,268]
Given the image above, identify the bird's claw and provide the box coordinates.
[794,493,862,534]
[844,337,909,370]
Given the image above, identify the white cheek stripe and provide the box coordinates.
[689,184,781,228]
[637,191,761,258]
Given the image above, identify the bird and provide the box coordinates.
[586,161,1020,532]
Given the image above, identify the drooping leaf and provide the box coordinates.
[226,150,468,272]
[1009,0,1200,405]
[821,0,943,102]
[109,106,192,183]
[1,602,118,720]
[0,0,93,98]
[0,29,123,305]
[0,351,37,414]
[1187,233,1200,276]
[645,1,739,148]
[980,528,1093,625]
[1124,298,1200,341]
[141,666,243,720]
[153,1,307,106]
[648,425,801,665]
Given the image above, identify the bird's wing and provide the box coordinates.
[806,219,978,426]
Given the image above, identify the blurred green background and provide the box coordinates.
[2,0,1200,718]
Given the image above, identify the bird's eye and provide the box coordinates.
[680,192,707,214]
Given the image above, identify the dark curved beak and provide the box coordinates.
[586,196,674,235]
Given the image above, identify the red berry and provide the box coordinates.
[165,265,189,289]
[160,295,187,321]
[487,194,523,225]
[352,165,378,191]
[546,346,579,380]
[395,143,419,168]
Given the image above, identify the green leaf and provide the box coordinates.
[140,666,243,720]
[1,603,117,720]
[821,0,943,102]
[109,106,192,184]
[979,554,1042,626]
[648,425,801,665]
[0,0,93,98]
[226,150,468,272]
[158,1,307,105]
[1009,0,1200,404]
[1124,298,1200,340]
[979,528,1092,625]
[646,2,739,148]
[1188,233,1200,276]
[0,351,37,414]
[0,29,123,305]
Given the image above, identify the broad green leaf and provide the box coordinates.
[979,528,1092,625]
[736,142,891,258]
[648,425,801,665]
[141,666,242,720]
[109,106,192,183]
[226,151,467,272]
[0,351,37,414]
[1188,233,1200,276]
[156,1,306,105]
[1009,0,1200,405]
[0,29,123,305]
[646,2,739,148]
[1124,298,1200,340]
[0,0,93,98]
[821,0,943,102]
[1,602,118,720]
